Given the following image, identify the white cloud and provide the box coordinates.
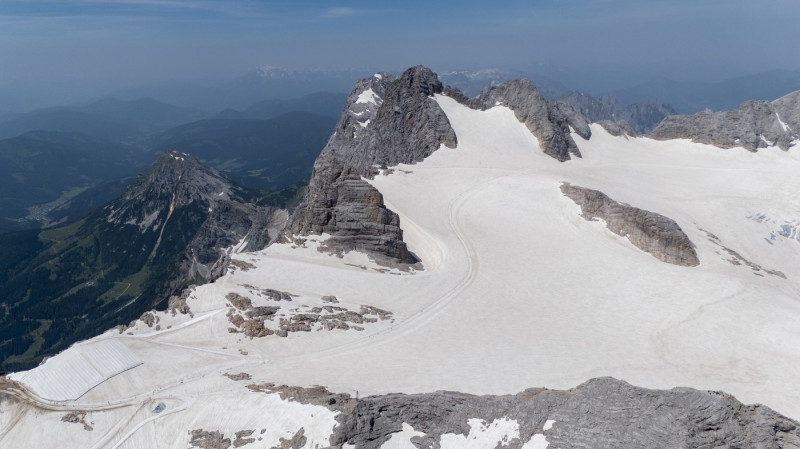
[323,6,396,19]
[324,7,362,18]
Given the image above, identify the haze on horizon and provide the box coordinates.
[1,0,799,111]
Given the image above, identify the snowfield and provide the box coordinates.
[3,94,800,447]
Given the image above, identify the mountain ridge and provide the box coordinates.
[2,64,800,448]
[0,151,288,372]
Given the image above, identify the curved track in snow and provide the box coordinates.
[277,172,521,363]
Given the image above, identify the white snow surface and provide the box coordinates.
[5,93,800,447]
[440,418,519,448]
[381,423,426,448]
[522,434,550,449]
[382,419,526,449]
[355,87,381,105]
[8,339,141,401]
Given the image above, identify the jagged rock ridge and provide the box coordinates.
[561,183,699,266]
[651,91,800,151]
[446,79,586,161]
[556,92,676,134]
[287,66,458,265]
[252,378,800,449]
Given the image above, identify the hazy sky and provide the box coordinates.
[2,0,799,108]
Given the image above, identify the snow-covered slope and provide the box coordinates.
[2,85,800,448]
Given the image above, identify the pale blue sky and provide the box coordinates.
[1,0,799,108]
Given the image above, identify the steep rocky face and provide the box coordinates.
[254,378,800,449]
[772,90,800,133]
[120,152,290,301]
[174,202,289,289]
[557,92,676,134]
[453,79,583,161]
[106,150,232,227]
[107,151,287,284]
[650,96,799,151]
[549,101,592,140]
[287,66,458,265]
[561,183,699,266]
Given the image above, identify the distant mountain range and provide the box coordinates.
[0,97,204,144]
[610,69,800,113]
[152,111,336,190]
[441,68,800,114]
[110,67,370,112]
[554,93,676,134]
[215,92,347,120]
[0,131,146,231]
[0,94,342,231]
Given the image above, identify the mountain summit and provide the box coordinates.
[0,151,287,372]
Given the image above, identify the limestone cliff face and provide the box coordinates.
[287,66,458,265]
[561,183,699,266]
[650,91,800,151]
[254,378,800,449]
[176,203,288,286]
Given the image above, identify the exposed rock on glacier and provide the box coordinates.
[251,378,800,449]
[561,183,699,266]
[287,66,457,264]
[650,93,800,151]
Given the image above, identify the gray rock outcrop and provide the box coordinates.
[596,119,636,137]
[251,378,800,449]
[550,101,592,140]
[651,96,799,151]
[454,79,583,161]
[772,90,800,133]
[561,183,699,266]
[179,202,288,285]
[287,66,458,265]
[557,92,675,134]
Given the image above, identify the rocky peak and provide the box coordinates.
[392,65,444,97]
[106,150,232,227]
[286,66,458,265]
